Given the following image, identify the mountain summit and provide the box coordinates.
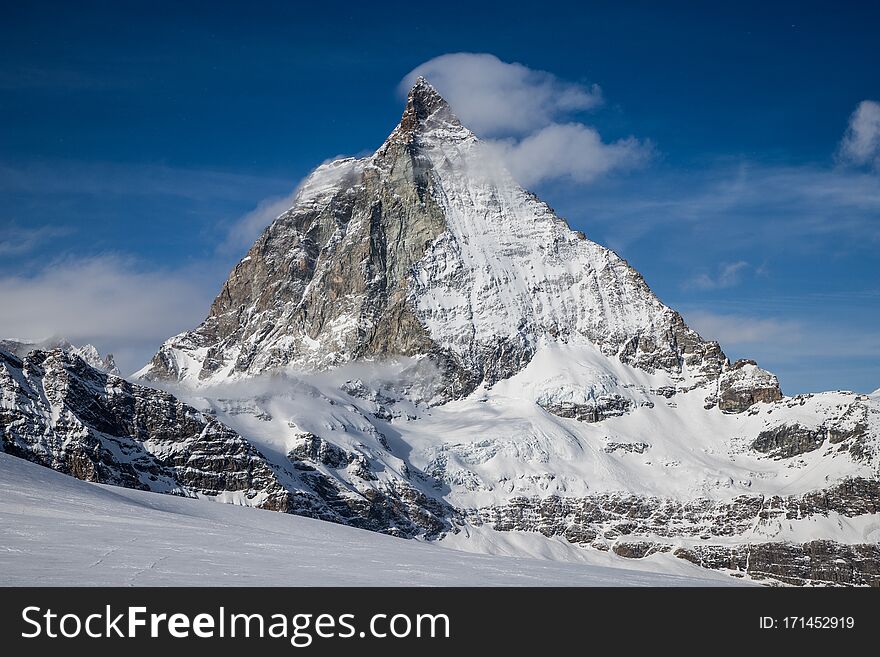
[399,76,459,134]
[138,78,773,410]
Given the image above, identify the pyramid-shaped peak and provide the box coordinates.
[400,76,460,133]
[409,76,444,104]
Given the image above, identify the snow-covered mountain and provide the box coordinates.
[2,79,878,585]
[1,337,118,374]
[138,78,740,399]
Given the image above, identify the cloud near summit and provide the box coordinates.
[837,100,880,170]
[401,53,603,136]
[401,53,651,186]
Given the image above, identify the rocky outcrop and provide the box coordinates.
[1,338,119,375]
[753,423,827,458]
[752,399,873,461]
[539,394,633,423]
[674,542,880,586]
[462,478,880,585]
[716,360,782,413]
[469,477,880,543]
[289,432,352,468]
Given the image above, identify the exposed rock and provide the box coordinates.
[471,478,880,543]
[674,541,880,586]
[539,395,632,423]
[0,348,295,511]
[1,338,119,375]
[288,432,351,468]
[603,441,650,454]
[753,423,827,458]
[612,541,670,559]
[717,360,782,413]
[0,348,452,537]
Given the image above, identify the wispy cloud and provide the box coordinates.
[402,53,650,187]
[837,100,880,170]
[0,224,73,256]
[219,188,301,254]
[684,310,800,345]
[489,124,652,187]
[578,161,880,252]
[0,255,219,375]
[684,261,750,290]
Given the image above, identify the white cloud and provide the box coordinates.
[684,310,799,345]
[580,161,880,252]
[490,123,651,187]
[837,100,880,170]
[0,255,218,375]
[401,53,602,136]
[684,261,750,290]
[220,188,300,254]
[401,53,650,188]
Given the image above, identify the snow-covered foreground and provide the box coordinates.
[0,454,743,586]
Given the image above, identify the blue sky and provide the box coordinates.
[1,0,878,393]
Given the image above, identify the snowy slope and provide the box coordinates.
[170,345,877,508]
[0,453,740,586]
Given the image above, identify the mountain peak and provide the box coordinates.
[399,76,460,134]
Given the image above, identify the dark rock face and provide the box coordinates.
[753,424,827,458]
[466,478,880,584]
[674,542,880,586]
[752,402,873,461]
[613,541,670,559]
[294,466,450,538]
[0,349,294,511]
[603,441,650,454]
[716,360,783,413]
[289,433,351,468]
[478,478,880,540]
[539,395,632,423]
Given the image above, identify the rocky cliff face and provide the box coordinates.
[3,79,877,586]
[0,348,450,536]
[1,348,294,506]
